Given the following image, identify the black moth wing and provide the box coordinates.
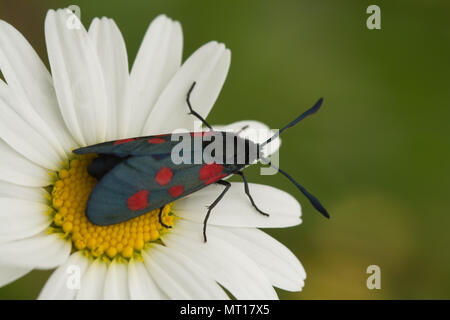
[73,131,254,162]
[73,134,180,158]
[83,150,239,226]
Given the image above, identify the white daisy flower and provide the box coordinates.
[0,8,305,299]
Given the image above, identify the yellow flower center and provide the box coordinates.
[49,154,174,260]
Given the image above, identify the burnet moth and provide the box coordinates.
[74,82,329,241]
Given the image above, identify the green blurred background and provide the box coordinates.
[1,0,449,299]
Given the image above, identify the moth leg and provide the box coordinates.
[235,171,270,217]
[158,206,172,229]
[203,180,231,242]
[186,82,213,130]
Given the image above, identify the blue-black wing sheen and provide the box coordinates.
[74,132,251,225]
[73,135,182,157]
[85,154,238,225]
[73,131,247,160]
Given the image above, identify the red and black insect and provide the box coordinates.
[74,82,329,241]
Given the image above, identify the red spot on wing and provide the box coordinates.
[114,138,135,145]
[148,138,166,144]
[191,131,213,137]
[190,132,202,137]
[155,167,174,186]
[200,163,224,180]
[127,190,149,211]
[169,185,184,198]
[199,163,226,185]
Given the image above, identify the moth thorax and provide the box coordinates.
[201,132,258,165]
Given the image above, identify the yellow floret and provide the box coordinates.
[50,155,174,260]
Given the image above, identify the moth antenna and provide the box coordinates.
[260,98,323,148]
[236,124,250,135]
[261,157,329,218]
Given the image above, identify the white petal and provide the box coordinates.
[76,258,107,300]
[0,264,31,288]
[0,81,62,170]
[0,233,71,269]
[141,245,189,299]
[214,227,305,291]
[89,18,130,140]
[0,180,48,203]
[158,245,229,300]
[128,15,182,136]
[162,221,278,299]
[215,120,281,157]
[103,260,129,300]
[0,20,77,154]
[143,244,228,300]
[142,41,230,135]
[174,182,301,228]
[45,9,107,146]
[38,251,89,300]
[128,258,167,300]
[0,198,52,243]
[0,139,52,187]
